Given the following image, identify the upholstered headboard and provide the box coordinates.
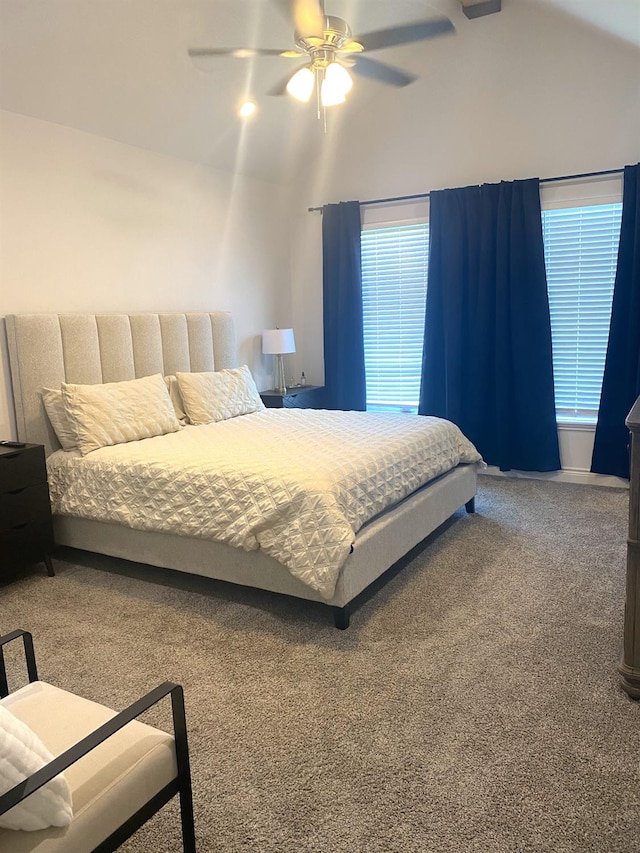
[6,312,237,456]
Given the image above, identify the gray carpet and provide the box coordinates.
[2,476,639,853]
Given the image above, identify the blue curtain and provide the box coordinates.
[319,201,366,411]
[591,163,640,478]
[419,178,560,472]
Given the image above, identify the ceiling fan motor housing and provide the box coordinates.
[295,16,352,54]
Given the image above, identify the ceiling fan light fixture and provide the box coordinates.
[320,76,346,107]
[286,65,315,102]
[320,61,352,107]
[325,61,353,95]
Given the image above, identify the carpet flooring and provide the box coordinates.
[2,475,639,853]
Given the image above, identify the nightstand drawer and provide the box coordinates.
[260,385,324,408]
[0,520,55,572]
[0,445,47,492]
[0,482,52,532]
[0,442,54,576]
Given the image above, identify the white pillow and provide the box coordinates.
[41,388,77,451]
[0,704,73,832]
[62,374,181,456]
[164,375,188,424]
[176,365,265,425]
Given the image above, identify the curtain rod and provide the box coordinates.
[307,166,625,213]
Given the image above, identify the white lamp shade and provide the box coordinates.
[325,62,352,95]
[262,328,296,355]
[321,62,351,107]
[286,66,315,103]
[321,77,346,107]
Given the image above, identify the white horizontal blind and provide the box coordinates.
[542,202,622,424]
[361,222,429,413]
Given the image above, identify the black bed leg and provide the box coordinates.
[332,605,351,630]
[465,497,476,514]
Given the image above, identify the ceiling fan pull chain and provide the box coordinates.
[318,67,328,133]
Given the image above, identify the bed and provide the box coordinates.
[5,312,480,628]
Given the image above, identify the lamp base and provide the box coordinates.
[275,354,287,395]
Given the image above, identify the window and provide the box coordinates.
[361,222,429,413]
[360,184,623,426]
[542,203,622,424]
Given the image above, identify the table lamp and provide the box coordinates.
[262,328,296,394]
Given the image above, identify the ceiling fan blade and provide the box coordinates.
[355,17,454,52]
[189,47,300,59]
[339,40,364,54]
[350,55,417,88]
[268,0,296,25]
[269,0,325,37]
[267,71,297,96]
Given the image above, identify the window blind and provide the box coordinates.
[361,222,429,413]
[542,203,623,424]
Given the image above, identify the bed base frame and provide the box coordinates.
[52,465,477,628]
[6,312,478,628]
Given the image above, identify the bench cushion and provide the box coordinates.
[0,682,177,853]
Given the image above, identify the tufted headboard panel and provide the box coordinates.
[5,312,237,456]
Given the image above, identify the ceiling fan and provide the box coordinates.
[188,0,455,116]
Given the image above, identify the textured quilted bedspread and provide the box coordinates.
[47,410,481,598]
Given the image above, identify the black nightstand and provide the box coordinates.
[260,385,324,408]
[0,444,55,578]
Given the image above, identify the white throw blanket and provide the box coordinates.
[0,705,73,831]
[47,409,481,598]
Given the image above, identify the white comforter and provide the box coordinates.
[47,409,481,598]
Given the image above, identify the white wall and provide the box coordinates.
[0,110,292,438]
[289,0,640,477]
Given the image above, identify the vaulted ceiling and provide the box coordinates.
[0,0,638,184]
